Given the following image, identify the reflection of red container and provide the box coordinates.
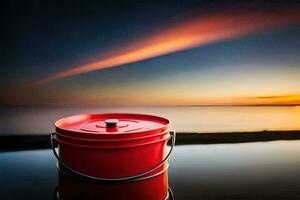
[57,164,170,200]
[52,113,175,200]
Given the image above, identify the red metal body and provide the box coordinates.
[54,113,171,200]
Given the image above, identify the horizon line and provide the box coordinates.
[0,103,299,108]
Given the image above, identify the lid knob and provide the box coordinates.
[105,119,119,128]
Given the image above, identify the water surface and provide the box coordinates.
[1,106,299,135]
[1,140,300,199]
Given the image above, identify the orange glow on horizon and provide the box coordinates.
[240,94,300,106]
[30,92,300,106]
[25,7,300,88]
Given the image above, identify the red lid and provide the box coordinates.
[55,113,169,140]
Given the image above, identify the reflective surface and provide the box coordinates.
[1,140,300,199]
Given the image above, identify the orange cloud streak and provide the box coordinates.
[243,94,300,105]
[27,7,300,87]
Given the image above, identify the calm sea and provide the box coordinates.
[1,106,299,135]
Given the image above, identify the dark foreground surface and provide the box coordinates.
[1,140,300,200]
[1,130,300,151]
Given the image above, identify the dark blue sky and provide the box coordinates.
[1,0,300,105]
[2,0,205,83]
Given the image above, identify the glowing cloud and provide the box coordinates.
[27,7,300,87]
[243,94,300,105]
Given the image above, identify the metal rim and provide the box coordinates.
[51,131,176,183]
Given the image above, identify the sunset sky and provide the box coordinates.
[1,0,300,106]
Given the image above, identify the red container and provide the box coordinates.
[52,113,174,200]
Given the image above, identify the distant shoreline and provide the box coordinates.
[1,130,300,152]
[176,130,300,145]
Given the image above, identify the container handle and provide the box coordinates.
[51,131,176,183]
